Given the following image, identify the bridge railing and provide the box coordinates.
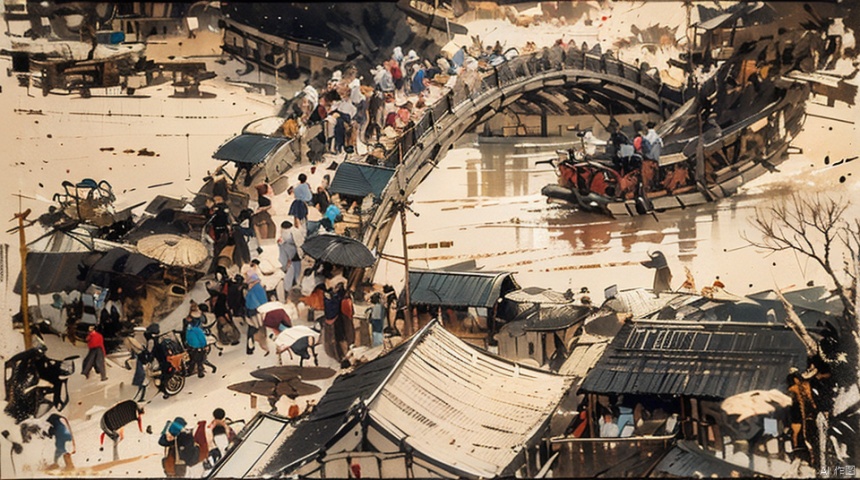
[358,46,681,258]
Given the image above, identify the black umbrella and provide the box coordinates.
[301,233,375,268]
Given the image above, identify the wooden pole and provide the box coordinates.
[400,207,412,336]
[685,0,693,77]
[397,140,412,335]
[13,207,32,349]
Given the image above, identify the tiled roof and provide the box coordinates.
[580,321,807,399]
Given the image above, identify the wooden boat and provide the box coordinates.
[541,75,810,217]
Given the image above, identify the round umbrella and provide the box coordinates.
[275,378,322,399]
[227,380,277,397]
[301,233,375,268]
[251,365,335,382]
[137,234,209,268]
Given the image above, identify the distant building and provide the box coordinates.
[111,2,188,43]
[221,18,349,78]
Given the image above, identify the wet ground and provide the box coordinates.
[378,101,860,303]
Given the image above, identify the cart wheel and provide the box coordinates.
[163,372,185,396]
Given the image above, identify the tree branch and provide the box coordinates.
[775,288,820,358]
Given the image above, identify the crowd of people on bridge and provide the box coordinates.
[278,42,517,169]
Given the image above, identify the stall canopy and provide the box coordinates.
[408,269,519,309]
[14,251,99,294]
[212,134,289,164]
[329,162,395,198]
[86,247,161,287]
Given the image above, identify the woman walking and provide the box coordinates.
[244,260,269,355]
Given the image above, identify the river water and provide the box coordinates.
[376,102,860,303]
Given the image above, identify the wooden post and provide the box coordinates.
[400,207,412,336]
[696,111,705,186]
[540,109,548,137]
[13,207,32,349]
[587,393,596,438]
[397,140,412,336]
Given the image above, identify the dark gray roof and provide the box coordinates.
[503,304,593,337]
[261,343,409,476]
[651,440,758,478]
[748,286,844,317]
[329,162,395,199]
[650,287,841,329]
[580,321,807,399]
[408,269,520,309]
[14,251,97,294]
[213,134,289,165]
[144,195,189,215]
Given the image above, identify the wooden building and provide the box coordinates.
[547,287,840,477]
[210,321,573,478]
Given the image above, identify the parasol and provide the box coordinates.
[301,233,375,268]
[229,377,322,400]
[227,380,276,397]
[251,365,335,382]
[275,378,321,399]
[136,234,209,268]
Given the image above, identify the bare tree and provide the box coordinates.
[748,193,856,319]
[747,192,860,468]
